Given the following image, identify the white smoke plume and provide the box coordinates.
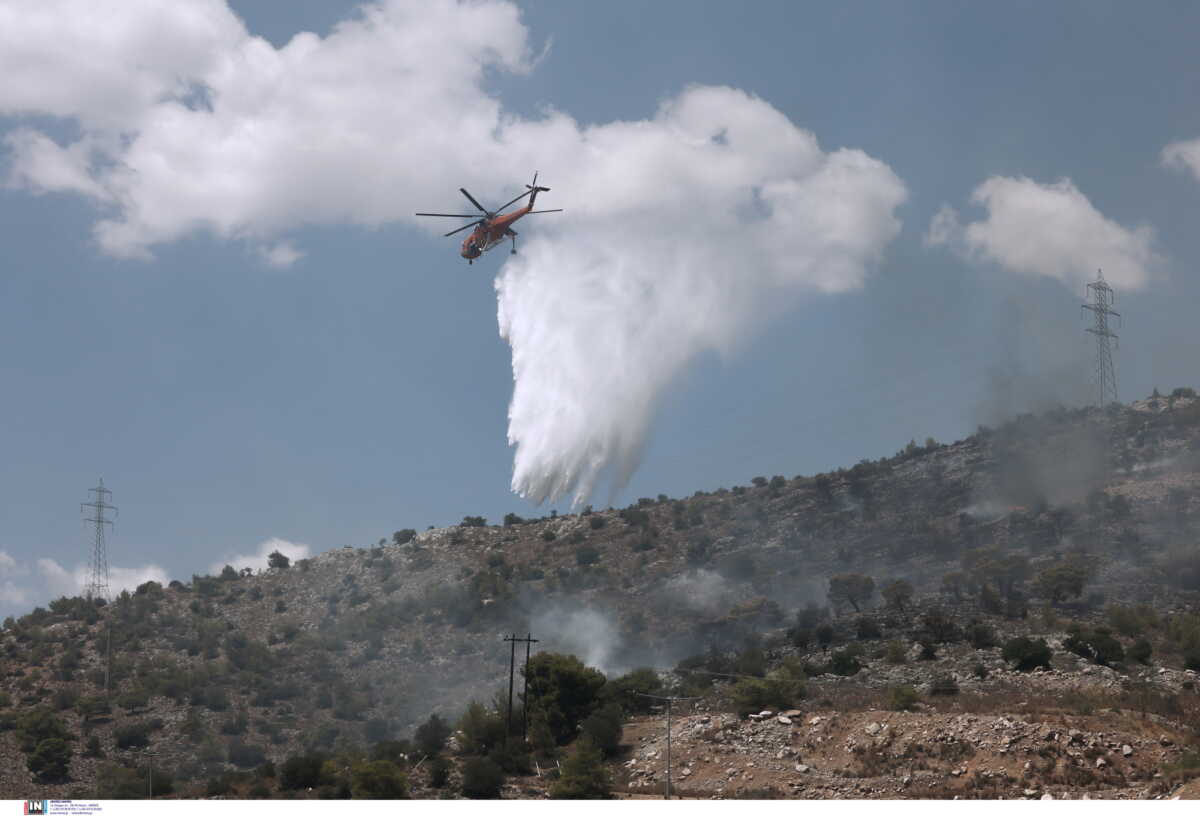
[0,0,907,506]
[530,605,623,676]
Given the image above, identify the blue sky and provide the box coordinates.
[2,0,1199,616]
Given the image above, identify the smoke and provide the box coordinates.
[529,604,623,676]
[662,569,734,618]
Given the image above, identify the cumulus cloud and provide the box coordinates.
[4,129,110,200]
[209,537,310,575]
[0,550,170,616]
[0,0,533,259]
[36,558,170,600]
[0,550,31,606]
[1162,138,1200,184]
[927,176,1160,292]
[0,0,907,504]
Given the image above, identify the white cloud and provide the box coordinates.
[36,558,80,599]
[0,550,31,606]
[927,176,1160,292]
[1162,138,1200,184]
[0,0,533,258]
[923,204,961,248]
[36,558,170,599]
[0,551,170,617]
[209,537,309,575]
[258,241,304,268]
[0,1,907,504]
[4,129,111,200]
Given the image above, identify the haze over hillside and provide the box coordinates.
[3,390,1200,798]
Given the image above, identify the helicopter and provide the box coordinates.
[415,173,562,263]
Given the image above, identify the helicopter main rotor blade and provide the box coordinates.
[415,213,479,218]
[444,220,483,237]
[525,209,564,214]
[494,188,535,214]
[459,188,489,214]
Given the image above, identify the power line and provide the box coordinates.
[81,478,117,694]
[81,477,117,602]
[1082,269,1120,407]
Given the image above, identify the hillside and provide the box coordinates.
[2,390,1200,799]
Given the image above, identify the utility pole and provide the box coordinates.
[505,633,516,738]
[636,693,699,800]
[503,633,538,740]
[81,479,117,694]
[1082,269,1120,407]
[521,633,537,740]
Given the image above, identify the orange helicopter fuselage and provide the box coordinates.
[460,205,532,259]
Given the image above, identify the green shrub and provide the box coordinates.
[351,760,408,799]
[884,640,907,665]
[456,702,505,756]
[968,623,996,650]
[523,653,607,744]
[550,737,611,799]
[15,708,71,753]
[414,714,451,759]
[1106,604,1158,638]
[856,617,882,640]
[1001,637,1052,672]
[929,675,959,696]
[731,665,806,715]
[280,753,328,790]
[828,648,862,677]
[605,668,663,714]
[228,739,267,769]
[28,738,72,782]
[1064,627,1125,666]
[1129,639,1152,664]
[428,755,450,788]
[114,721,155,750]
[460,757,504,799]
[580,703,623,757]
[888,685,919,711]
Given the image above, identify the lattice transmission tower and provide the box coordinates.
[1082,269,1120,407]
[81,478,117,601]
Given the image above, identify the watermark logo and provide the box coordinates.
[23,802,47,816]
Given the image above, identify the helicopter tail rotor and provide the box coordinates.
[526,171,550,206]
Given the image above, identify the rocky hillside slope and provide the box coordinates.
[2,390,1199,798]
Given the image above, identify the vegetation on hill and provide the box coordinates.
[2,392,1200,798]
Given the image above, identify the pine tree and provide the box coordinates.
[550,737,611,799]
